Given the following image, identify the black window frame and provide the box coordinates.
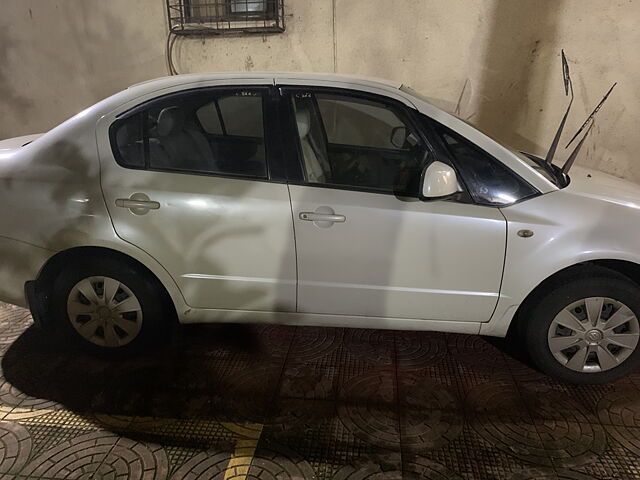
[109,85,286,183]
[279,86,465,200]
[423,116,541,207]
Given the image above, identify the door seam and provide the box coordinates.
[489,207,510,322]
[286,184,300,312]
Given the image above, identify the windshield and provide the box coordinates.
[400,84,566,187]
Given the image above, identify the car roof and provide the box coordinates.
[129,71,402,93]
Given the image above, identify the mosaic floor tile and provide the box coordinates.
[0,303,639,478]
[336,370,400,451]
[398,375,463,452]
[20,430,121,478]
[0,422,31,475]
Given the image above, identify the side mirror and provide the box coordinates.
[420,161,462,199]
[390,126,407,148]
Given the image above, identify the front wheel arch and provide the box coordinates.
[506,260,640,342]
[519,266,640,383]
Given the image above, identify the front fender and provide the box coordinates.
[482,190,640,336]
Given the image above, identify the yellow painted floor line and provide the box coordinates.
[222,429,264,480]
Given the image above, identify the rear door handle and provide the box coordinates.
[299,212,345,223]
[116,199,160,209]
[115,193,160,215]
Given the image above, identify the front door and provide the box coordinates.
[284,88,507,322]
[97,86,296,312]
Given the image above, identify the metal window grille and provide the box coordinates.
[166,0,285,35]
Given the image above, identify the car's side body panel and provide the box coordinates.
[2,72,640,339]
[0,120,190,313]
[0,120,105,251]
[482,168,640,336]
[179,305,483,334]
[288,184,506,322]
[95,79,298,313]
[97,163,298,313]
[0,237,53,308]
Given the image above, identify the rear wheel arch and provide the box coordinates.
[34,246,179,325]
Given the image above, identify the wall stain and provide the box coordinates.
[0,26,34,136]
[475,1,560,155]
[244,55,255,71]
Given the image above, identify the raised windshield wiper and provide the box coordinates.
[544,51,617,176]
[561,82,617,174]
[544,50,573,167]
[565,82,617,149]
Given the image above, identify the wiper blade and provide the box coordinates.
[565,82,617,148]
[544,50,573,166]
[562,123,594,174]
[560,82,617,175]
[542,51,617,176]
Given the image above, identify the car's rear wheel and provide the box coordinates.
[50,257,174,352]
[66,276,144,348]
[523,267,640,384]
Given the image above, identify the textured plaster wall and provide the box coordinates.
[1,0,639,181]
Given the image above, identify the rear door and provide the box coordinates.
[96,85,297,312]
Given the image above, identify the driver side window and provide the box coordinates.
[291,92,428,196]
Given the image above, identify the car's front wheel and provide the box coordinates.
[523,267,640,384]
[49,256,174,352]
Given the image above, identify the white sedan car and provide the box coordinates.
[1,72,639,384]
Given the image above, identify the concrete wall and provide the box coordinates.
[1,1,639,181]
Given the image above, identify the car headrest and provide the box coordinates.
[157,106,185,137]
[296,108,311,139]
[116,124,133,148]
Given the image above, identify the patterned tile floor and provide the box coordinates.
[0,303,639,479]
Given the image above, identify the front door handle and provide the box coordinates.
[115,193,160,215]
[299,212,345,223]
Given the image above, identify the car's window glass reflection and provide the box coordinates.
[436,127,538,206]
[112,89,267,178]
[291,92,428,196]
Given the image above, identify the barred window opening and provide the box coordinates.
[167,0,285,35]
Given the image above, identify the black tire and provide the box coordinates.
[49,255,175,354]
[522,266,640,384]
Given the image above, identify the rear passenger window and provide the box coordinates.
[111,88,268,178]
[218,95,264,137]
[196,102,222,135]
[113,112,145,167]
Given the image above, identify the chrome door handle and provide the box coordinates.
[299,212,346,223]
[115,193,160,215]
[116,199,160,209]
